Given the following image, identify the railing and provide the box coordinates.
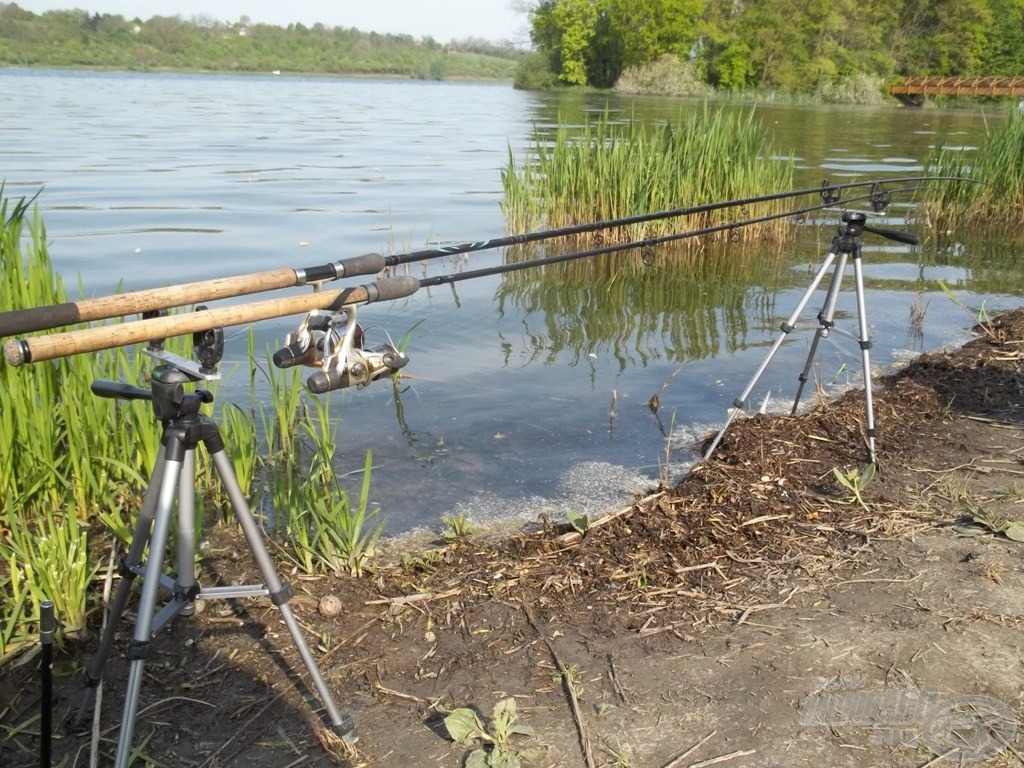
[890,76,1024,97]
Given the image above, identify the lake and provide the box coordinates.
[1,68,1020,535]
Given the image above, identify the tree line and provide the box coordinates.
[0,4,520,79]
[523,0,1024,91]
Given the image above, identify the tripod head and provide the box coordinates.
[838,211,919,247]
[91,308,223,421]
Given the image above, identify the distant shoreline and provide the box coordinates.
[0,64,514,84]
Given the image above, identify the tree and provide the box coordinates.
[891,0,992,75]
[975,0,1024,74]
[608,0,705,68]
[551,0,599,84]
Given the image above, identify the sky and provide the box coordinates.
[16,0,531,44]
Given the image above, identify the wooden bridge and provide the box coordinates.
[890,76,1024,103]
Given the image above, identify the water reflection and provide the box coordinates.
[496,242,786,369]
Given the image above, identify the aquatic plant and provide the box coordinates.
[0,190,380,662]
[922,106,1024,236]
[501,105,795,256]
[0,190,147,656]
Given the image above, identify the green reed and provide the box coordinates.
[0,192,157,656]
[260,362,381,577]
[923,107,1024,237]
[502,105,795,256]
[0,191,381,662]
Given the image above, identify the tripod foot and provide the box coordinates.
[333,716,358,745]
[314,717,358,757]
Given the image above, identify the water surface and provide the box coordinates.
[1,69,1018,533]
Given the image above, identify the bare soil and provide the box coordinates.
[4,309,1024,768]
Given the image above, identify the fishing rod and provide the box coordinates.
[0,176,936,339]
[1,181,928,370]
[273,185,923,395]
[417,185,922,289]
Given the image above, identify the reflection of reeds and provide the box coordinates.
[502,105,795,251]
[496,241,786,367]
[923,107,1024,237]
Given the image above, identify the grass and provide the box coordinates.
[0,191,155,658]
[0,190,381,663]
[501,104,796,259]
[922,106,1024,237]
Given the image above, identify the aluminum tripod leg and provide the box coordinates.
[703,247,840,460]
[791,252,850,414]
[115,445,185,768]
[71,452,168,731]
[703,240,878,464]
[208,448,354,740]
[851,249,878,463]
[110,422,354,768]
[790,247,877,462]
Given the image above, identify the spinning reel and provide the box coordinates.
[272,305,408,394]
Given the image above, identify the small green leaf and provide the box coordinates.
[1002,521,1024,542]
[858,463,876,490]
[465,748,490,768]
[832,467,855,492]
[492,697,517,736]
[490,751,522,768]
[954,523,987,537]
[971,511,1003,532]
[444,708,490,744]
[567,509,589,534]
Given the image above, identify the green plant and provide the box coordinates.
[269,389,382,577]
[908,292,929,340]
[309,450,381,577]
[993,483,1024,502]
[602,740,634,767]
[614,54,712,97]
[501,106,795,253]
[656,409,679,488]
[813,72,887,105]
[442,510,476,543]
[444,698,535,768]
[566,508,589,535]
[923,107,1024,237]
[832,463,876,511]
[958,507,1024,542]
[513,51,557,91]
[554,664,585,699]
[0,190,162,656]
[1,493,95,639]
[252,343,382,577]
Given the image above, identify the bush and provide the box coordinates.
[513,51,558,91]
[614,54,713,98]
[813,72,888,105]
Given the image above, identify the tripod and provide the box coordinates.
[703,211,918,464]
[73,359,355,768]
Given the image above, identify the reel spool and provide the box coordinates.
[273,307,408,394]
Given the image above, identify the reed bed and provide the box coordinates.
[922,106,1024,237]
[501,105,796,258]
[0,192,378,663]
[0,193,157,656]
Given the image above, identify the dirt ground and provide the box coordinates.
[3,308,1024,768]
